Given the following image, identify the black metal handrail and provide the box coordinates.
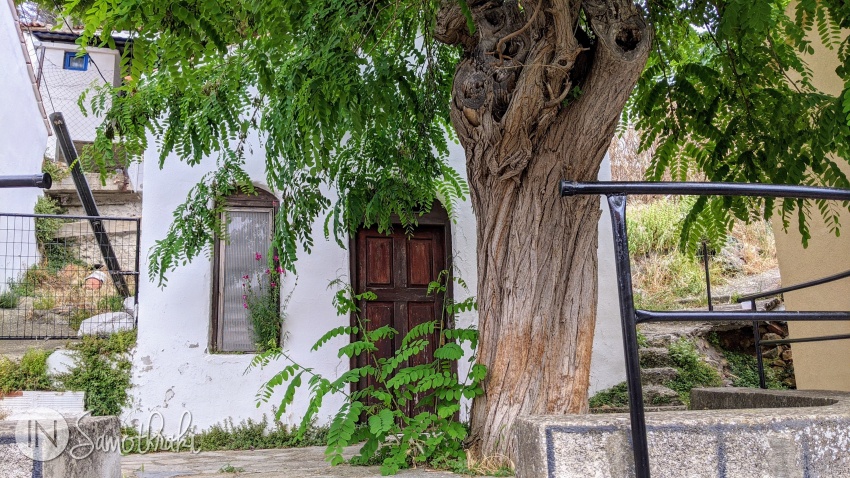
[736,267,850,302]
[560,180,850,478]
[732,266,850,389]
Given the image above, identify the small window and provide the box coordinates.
[211,189,279,352]
[63,52,89,71]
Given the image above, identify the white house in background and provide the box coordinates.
[127,124,627,433]
[27,30,142,192]
[28,31,120,147]
[0,0,49,292]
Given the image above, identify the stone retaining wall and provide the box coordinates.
[515,388,850,478]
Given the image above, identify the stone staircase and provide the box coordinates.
[638,347,685,408]
[591,345,687,413]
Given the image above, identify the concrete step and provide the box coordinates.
[642,385,684,406]
[53,219,139,239]
[45,173,141,207]
[639,347,675,368]
[641,367,678,386]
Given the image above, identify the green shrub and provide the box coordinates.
[627,199,693,256]
[0,349,54,394]
[41,159,70,182]
[69,310,91,331]
[58,330,136,416]
[98,295,125,313]
[251,279,483,475]
[0,290,19,309]
[195,416,328,451]
[665,339,722,404]
[8,266,49,297]
[243,268,283,352]
[724,350,786,389]
[42,241,84,273]
[589,382,630,409]
[121,415,329,455]
[32,295,56,310]
[33,196,66,245]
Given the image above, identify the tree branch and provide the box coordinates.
[435,0,477,50]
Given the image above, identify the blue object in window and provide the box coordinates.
[63,52,89,71]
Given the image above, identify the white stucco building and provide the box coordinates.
[0,0,49,292]
[28,31,119,151]
[127,124,627,433]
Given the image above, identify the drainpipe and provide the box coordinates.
[0,173,52,189]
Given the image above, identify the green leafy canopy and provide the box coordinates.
[64,0,850,271]
[67,0,466,283]
[628,0,850,250]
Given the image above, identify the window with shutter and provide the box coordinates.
[211,189,278,352]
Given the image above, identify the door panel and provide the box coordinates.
[365,237,393,287]
[408,238,435,287]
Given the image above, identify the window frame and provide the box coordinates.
[210,189,279,353]
[63,51,89,71]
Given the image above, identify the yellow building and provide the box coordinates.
[773,11,850,391]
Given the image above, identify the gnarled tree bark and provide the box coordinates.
[435,0,652,461]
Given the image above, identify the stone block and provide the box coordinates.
[77,312,133,336]
[0,413,121,478]
[516,389,850,478]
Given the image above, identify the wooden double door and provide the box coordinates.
[351,210,451,412]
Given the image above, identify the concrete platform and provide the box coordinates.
[515,388,850,478]
[121,445,462,478]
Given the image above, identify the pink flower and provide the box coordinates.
[270,282,276,288]
[242,302,248,308]
[243,275,249,280]
[265,269,270,275]
[275,266,284,274]
[274,255,279,262]
[242,294,247,299]
[255,252,262,261]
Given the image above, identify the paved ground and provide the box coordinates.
[0,338,68,361]
[121,446,463,478]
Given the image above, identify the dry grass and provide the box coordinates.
[729,220,777,276]
[609,125,778,309]
[627,198,778,310]
[19,263,132,329]
[463,449,515,476]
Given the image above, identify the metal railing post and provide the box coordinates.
[607,194,651,478]
[752,299,767,389]
[702,241,713,312]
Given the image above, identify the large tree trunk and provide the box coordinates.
[435,0,652,461]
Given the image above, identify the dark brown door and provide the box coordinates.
[352,223,448,413]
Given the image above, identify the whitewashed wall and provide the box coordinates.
[0,2,48,292]
[128,133,624,434]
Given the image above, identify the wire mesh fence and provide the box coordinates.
[0,213,140,339]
